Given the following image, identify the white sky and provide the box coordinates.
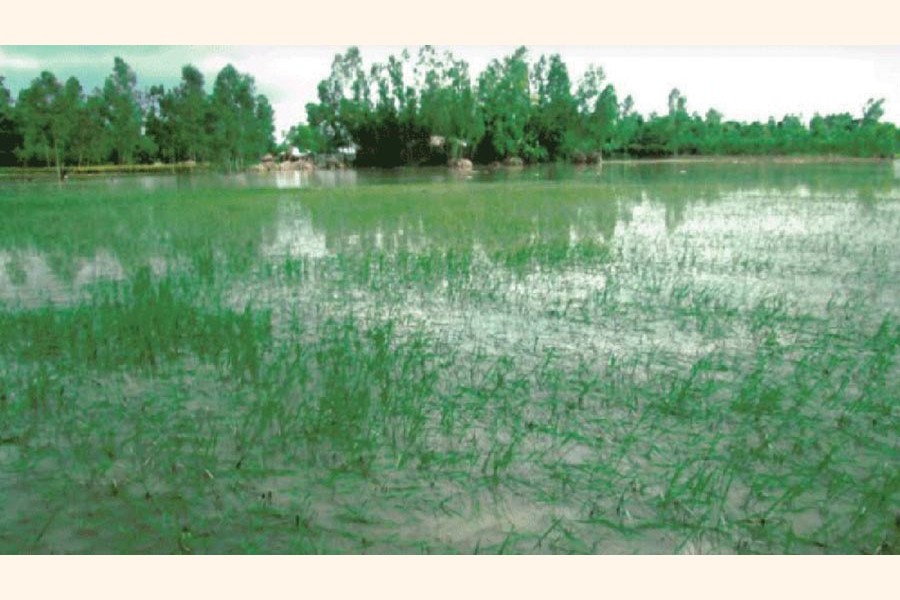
[2,46,899,139]
[224,46,900,136]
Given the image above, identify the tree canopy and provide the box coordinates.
[1,57,275,173]
[0,48,897,174]
[302,47,898,165]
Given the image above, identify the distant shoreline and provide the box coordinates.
[599,155,895,165]
[0,154,894,180]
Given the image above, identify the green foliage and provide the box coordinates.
[301,47,898,165]
[210,65,274,170]
[284,123,325,154]
[1,48,898,171]
[13,71,84,177]
[529,54,579,161]
[0,76,22,167]
[475,47,538,162]
[101,57,147,165]
[1,60,275,169]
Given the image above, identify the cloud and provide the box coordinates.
[198,54,232,75]
[0,49,40,70]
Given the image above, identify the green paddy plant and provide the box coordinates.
[2,161,899,553]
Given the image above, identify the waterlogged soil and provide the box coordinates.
[1,162,898,554]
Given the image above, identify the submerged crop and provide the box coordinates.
[1,163,898,553]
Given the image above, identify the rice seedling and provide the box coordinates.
[0,163,898,553]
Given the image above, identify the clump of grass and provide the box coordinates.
[0,266,271,380]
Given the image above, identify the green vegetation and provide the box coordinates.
[0,60,275,173]
[304,46,898,165]
[1,163,898,553]
[1,47,897,177]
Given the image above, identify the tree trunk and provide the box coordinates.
[54,143,62,182]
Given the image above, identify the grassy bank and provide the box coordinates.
[0,162,208,180]
[1,155,894,182]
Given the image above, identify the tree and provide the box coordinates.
[285,123,325,154]
[71,91,111,166]
[615,95,641,156]
[253,94,276,156]
[858,98,894,157]
[15,72,82,178]
[210,64,273,169]
[0,76,23,166]
[862,98,885,125]
[667,88,689,156]
[592,84,619,158]
[101,57,145,164]
[476,46,536,162]
[144,84,176,162]
[700,108,723,154]
[530,54,578,160]
[174,65,209,162]
[416,47,482,160]
[573,64,605,156]
[362,50,430,166]
[306,47,371,154]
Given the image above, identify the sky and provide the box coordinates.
[2,46,899,139]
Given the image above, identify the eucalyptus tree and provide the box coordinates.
[71,92,111,165]
[307,47,372,154]
[475,46,535,162]
[592,84,620,157]
[210,64,274,169]
[530,53,578,161]
[415,46,482,160]
[15,72,60,167]
[0,77,10,113]
[253,94,276,157]
[15,72,83,178]
[363,51,417,166]
[666,88,689,156]
[172,65,209,162]
[101,57,145,164]
[0,76,22,166]
[144,84,177,162]
[573,64,606,156]
[858,98,895,157]
[614,95,640,156]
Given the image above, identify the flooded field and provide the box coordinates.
[1,162,898,553]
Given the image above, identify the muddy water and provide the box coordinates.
[2,161,899,553]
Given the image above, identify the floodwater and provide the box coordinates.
[1,161,898,553]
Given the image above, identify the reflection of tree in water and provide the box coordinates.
[606,161,898,234]
[603,161,896,199]
[856,185,877,214]
[302,182,621,258]
[636,183,716,234]
[664,201,686,232]
[0,178,281,283]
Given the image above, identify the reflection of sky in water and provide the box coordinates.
[4,165,899,368]
[221,172,898,375]
[268,170,362,189]
[0,250,131,305]
[263,203,328,258]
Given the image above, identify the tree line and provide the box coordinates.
[1,47,898,176]
[292,46,898,166]
[0,58,275,176]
